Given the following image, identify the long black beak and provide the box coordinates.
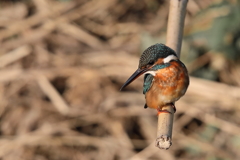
[120,68,147,91]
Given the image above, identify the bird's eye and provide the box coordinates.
[148,61,154,65]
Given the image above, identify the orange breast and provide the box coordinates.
[145,61,189,109]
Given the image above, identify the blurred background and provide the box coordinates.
[0,0,240,159]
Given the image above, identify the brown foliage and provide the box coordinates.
[0,0,240,160]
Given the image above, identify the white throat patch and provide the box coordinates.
[163,55,178,63]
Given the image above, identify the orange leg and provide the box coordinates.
[157,109,172,115]
[157,103,176,115]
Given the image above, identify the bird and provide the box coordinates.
[120,43,189,114]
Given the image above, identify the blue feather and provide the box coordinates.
[143,74,154,94]
[151,63,170,70]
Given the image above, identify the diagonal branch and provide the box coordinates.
[155,0,188,149]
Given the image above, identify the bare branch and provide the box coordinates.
[155,0,188,149]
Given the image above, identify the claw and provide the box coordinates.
[171,103,176,113]
[144,103,148,109]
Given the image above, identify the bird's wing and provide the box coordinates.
[143,74,154,94]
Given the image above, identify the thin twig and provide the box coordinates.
[0,45,32,68]
[36,74,69,115]
[58,23,106,49]
[155,0,188,149]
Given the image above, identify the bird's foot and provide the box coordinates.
[157,109,172,115]
[157,103,176,115]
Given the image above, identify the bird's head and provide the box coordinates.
[120,43,178,90]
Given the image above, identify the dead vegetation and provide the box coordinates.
[0,0,240,159]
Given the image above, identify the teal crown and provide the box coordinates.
[139,43,177,69]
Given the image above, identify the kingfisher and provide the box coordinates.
[120,43,189,114]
